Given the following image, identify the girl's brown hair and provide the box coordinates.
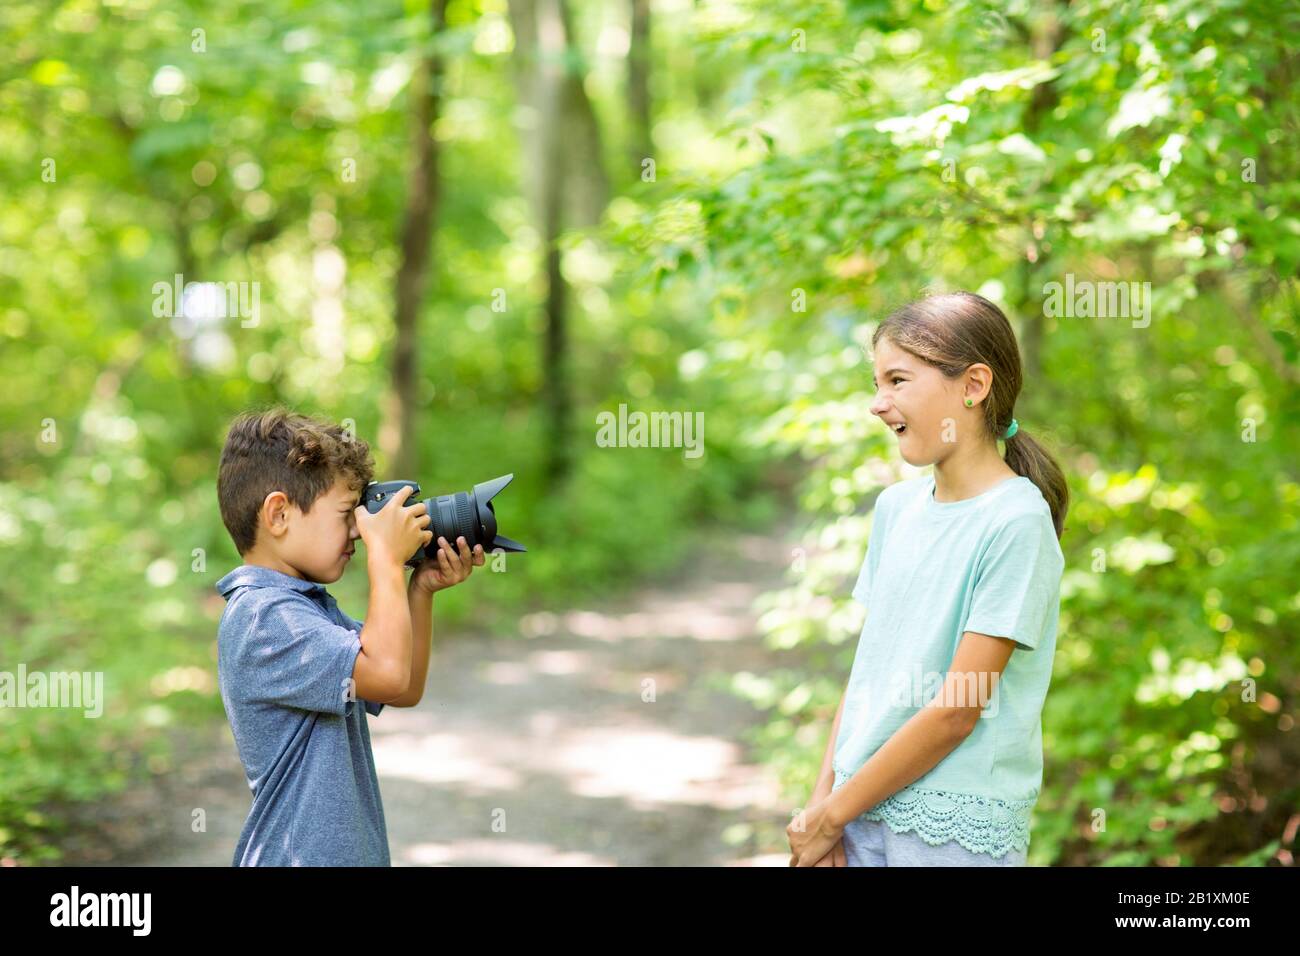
[872,291,1069,539]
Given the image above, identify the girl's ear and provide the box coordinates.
[963,362,994,404]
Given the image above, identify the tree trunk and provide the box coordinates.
[556,0,609,227]
[539,0,574,488]
[383,0,448,479]
[509,0,609,489]
[627,0,653,175]
[1017,6,1067,384]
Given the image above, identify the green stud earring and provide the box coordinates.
[964,398,973,407]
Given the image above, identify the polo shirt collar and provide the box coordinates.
[215,564,328,598]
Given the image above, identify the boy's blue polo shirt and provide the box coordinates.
[215,564,390,866]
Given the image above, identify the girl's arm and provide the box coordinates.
[810,687,847,803]
[822,631,1016,828]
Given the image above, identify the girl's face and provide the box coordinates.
[869,338,968,467]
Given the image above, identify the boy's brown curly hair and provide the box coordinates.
[218,407,375,554]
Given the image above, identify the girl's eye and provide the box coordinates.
[892,377,904,385]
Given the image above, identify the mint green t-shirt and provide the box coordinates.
[831,473,1064,859]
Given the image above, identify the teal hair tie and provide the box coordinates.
[1002,418,1019,440]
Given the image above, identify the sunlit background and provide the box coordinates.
[1,0,1297,866]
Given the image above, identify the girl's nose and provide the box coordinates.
[869,394,890,417]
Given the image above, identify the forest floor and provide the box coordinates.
[58,520,807,866]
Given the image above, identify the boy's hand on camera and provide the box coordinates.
[410,535,485,595]
[354,484,431,569]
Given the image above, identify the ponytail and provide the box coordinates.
[1002,427,1069,540]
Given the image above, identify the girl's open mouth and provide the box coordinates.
[892,423,907,435]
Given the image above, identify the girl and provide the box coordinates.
[787,291,1068,867]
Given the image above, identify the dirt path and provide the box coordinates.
[66,523,801,866]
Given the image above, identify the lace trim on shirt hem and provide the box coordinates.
[834,770,1035,859]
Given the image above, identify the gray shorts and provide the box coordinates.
[841,816,1028,867]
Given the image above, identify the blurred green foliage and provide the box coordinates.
[0,0,772,861]
[1,0,1297,866]
[631,0,1300,866]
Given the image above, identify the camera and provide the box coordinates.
[361,474,526,568]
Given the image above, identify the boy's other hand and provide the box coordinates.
[411,535,485,595]
[354,484,431,570]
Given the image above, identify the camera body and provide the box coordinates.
[360,474,526,568]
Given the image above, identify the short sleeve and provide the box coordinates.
[852,488,894,607]
[242,594,365,715]
[850,540,876,607]
[337,608,384,717]
[964,512,1063,651]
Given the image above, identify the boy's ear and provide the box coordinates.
[260,491,293,540]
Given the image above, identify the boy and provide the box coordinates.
[213,408,484,866]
